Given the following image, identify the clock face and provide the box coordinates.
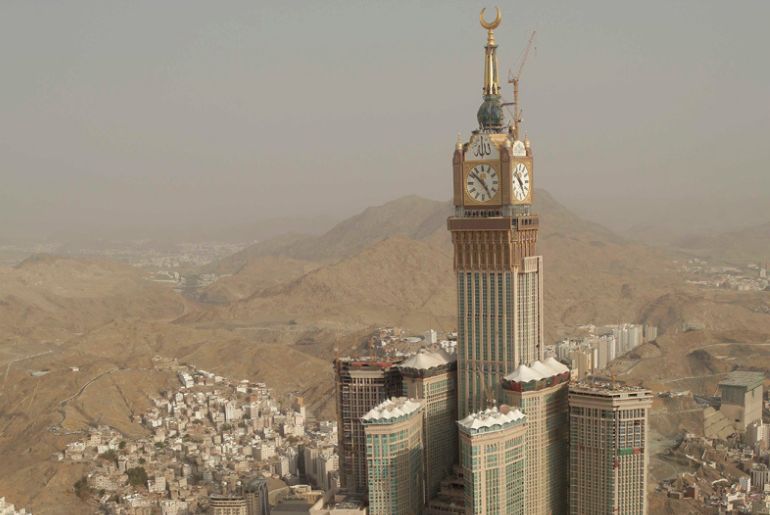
[465,164,499,203]
[512,162,531,201]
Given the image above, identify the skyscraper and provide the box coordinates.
[457,405,527,514]
[334,358,403,494]
[399,348,458,499]
[568,383,653,515]
[362,398,425,515]
[501,358,570,515]
[449,7,544,418]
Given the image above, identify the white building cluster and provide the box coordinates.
[0,497,31,515]
[551,323,657,379]
[61,364,339,514]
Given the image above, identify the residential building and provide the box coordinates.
[568,383,653,515]
[457,405,527,514]
[362,397,425,515]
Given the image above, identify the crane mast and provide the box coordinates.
[508,30,536,141]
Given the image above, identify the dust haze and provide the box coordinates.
[1,1,769,244]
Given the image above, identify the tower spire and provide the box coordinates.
[477,7,505,131]
[480,7,502,96]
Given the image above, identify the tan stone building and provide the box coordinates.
[362,397,425,515]
[718,370,764,431]
[457,405,527,514]
[334,358,402,494]
[501,357,570,515]
[568,383,653,515]
[399,348,458,500]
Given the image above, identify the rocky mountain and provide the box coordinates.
[0,255,186,341]
[193,191,679,341]
[675,221,770,264]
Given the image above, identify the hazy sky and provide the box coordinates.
[2,1,769,240]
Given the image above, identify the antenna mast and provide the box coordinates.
[508,30,536,141]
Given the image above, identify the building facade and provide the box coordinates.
[209,494,248,515]
[449,9,544,418]
[718,370,764,431]
[362,398,425,515]
[400,348,458,499]
[334,358,402,494]
[243,477,270,515]
[457,405,527,514]
[568,383,653,515]
[501,357,570,515]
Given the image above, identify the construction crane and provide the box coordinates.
[507,30,536,141]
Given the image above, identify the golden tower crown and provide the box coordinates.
[477,7,505,131]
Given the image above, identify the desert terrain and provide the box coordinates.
[0,191,768,513]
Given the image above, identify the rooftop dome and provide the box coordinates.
[544,356,570,375]
[399,348,454,371]
[503,363,543,383]
[477,95,505,130]
[457,405,526,432]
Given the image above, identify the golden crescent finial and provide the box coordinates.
[479,7,502,31]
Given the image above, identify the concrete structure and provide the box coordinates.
[309,493,367,515]
[243,477,270,515]
[209,494,248,515]
[501,357,570,515]
[568,383,653,515]
[703,407,735,440]
[425,465,465,514]
[362,397,425,515]
[448,13,544,418]
[718,371,764,431]
[457,405,527,514]
[334,358,402,494]
[399,348,458,499]
[273,485,324,514]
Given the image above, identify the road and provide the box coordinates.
[59,367,120,407]
[1,349,54,393]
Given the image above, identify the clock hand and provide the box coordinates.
[469,171,492,198]
[513,173,524,191]
[477,176,492,197]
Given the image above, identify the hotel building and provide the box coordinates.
[568,383,653,515]
[399,348,458,499]
[362,397,425,515]
[457,405,527,514]
[501,357,570,515]
[334,358,403,494]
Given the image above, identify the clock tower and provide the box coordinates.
[449,8,544,417]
